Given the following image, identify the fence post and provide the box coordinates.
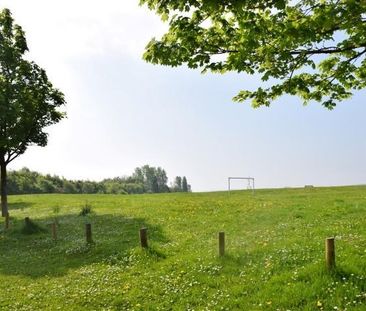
[24,217,31,227]
[140,228,148,248]
[86,223,92,243]
[5,212,9,229]
[219,232,225,257]
[51,222,57,240]
[325,237,335,270]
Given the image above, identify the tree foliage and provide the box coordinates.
[173,176,182,191]
[0,9,65,215]
[172,175,190,192]
[0,9,65,163]
[7,165,191,195]
[141,0,366,108]
[182,176,188,192]
[132,165,169,193]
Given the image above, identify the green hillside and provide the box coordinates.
[0,186,365,310]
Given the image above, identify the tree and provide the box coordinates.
[182,176,188,192]
[63,180,78,194]
[141,0,366,109]
[0,9,65,216]
[132,165,169,193]
[151,175,159,193]
[155,167,169,192]
[173,176,182,192]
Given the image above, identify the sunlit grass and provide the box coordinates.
[0,186,365,310]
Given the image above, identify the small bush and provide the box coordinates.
[52,205,60,225]
[21,218,46,235]
[79,203,93,216]
[52,206,60,214]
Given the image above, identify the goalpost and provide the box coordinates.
[228,177,255,194]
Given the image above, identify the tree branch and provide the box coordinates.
[290,44,366,55]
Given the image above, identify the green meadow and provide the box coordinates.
[0,186,365,310]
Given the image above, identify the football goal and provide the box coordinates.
[228,177,255,194]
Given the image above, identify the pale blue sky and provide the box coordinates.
[3,0,366,191]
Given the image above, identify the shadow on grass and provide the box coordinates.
[8,201,34,211]
[0,213,168,278]
[328,266,366,286]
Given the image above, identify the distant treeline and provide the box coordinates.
[7,165,191,195]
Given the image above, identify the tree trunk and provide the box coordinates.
[0,160,8,217]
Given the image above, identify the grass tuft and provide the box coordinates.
[79,202,93,216]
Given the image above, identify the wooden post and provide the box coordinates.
[51,222,57,240]
[325,237,335,270]
[219,232,225,257]
[5,212,9,229]
[139,228,148,248]
[86,223,92,243]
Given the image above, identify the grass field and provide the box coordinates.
[0,186,365,310]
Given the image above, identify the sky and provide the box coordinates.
[1,0,366,191]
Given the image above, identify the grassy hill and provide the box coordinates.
[0,186,365,310]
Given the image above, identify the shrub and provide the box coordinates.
[79,203,93,216]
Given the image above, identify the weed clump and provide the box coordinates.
[21,217,46,235]
[79,203,93,216]
[52,205,60,225]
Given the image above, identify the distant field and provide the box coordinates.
[0,186,365,310]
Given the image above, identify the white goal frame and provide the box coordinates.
[228,177,255,194]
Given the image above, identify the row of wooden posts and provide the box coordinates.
[66,224,338,271]
[8,217,337,271]
[217,232,336,270]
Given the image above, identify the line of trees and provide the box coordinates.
[7,165,191,195]
[172,176,190,192]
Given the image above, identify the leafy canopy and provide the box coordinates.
[0,8,65,165]
[141,0,366,108]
